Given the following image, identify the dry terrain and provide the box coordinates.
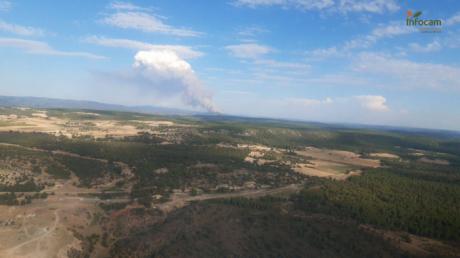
[0,109,177,139]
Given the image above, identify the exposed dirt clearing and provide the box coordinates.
[237,144,272,151]
[133,120,175,127]
[31,112,48,118]
[369,153,400,159]
[0,116,64,134]
[296,147,380,168]
[293,161,361,180]
[0,194,96,258]
[155,184,302,213]
[0,174,134,258]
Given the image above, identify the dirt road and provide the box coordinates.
[156,184,302,213]
[4,210,60,257]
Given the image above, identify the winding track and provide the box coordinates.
[5,210,60,255]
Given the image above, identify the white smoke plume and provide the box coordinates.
[132,50,218,112]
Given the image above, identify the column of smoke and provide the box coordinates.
[133,49,219,113]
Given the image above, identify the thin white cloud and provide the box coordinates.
[214,64,367,88]
[0,20,45,36]
[225,43,310,71]
[344,23,412,50]
[287,95,388,112]
[338,0,398,14]
[352,52,460,90]
[315,14,458,58]
[101,8,201,37]
[307,22,413,60]
[367,24,411,42]
[85,36,203,59]
[0,38,106,59]
[233,0,334,10]
[225,43,272,59]
[446,12,460,26]
[0,0,11,12]
[408,41,441,53]
[307,47,344,60]
[233,0,285,7]
[237,26,268,38]
[288,97,333,107]
[109,1,148,11]
[233,0,399,14]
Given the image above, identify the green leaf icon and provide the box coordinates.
[413,11,422,18]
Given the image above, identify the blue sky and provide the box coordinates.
[0,0,460,130]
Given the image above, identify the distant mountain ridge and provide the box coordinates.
[0,95,197,115]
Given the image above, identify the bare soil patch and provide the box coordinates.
[369,152,400,159]
[290,147,379,180]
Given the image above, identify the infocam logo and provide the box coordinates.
[406,10,442,33]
